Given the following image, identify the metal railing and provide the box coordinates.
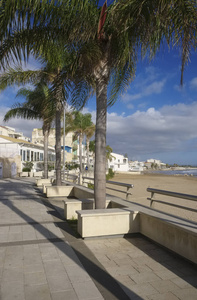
[82,176,134,200]
[147,188,197,213]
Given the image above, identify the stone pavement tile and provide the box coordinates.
[22,230,37,240]
[24,271,47,286]
[0,233,8,242]
[39,244,60,261]
[43,259,67,277]
[2,266,24,283]
[8,232,23,242]
[24,263,45,274]
[106,264,139,277]
[46,223,64,238]
[114,274,136,286]
[150,279,180,293]
[72,280,104,300]
[176,275,197,288]
[154,269,181,280]
[9,225,22,233]
[119,283,149,300]
[25,283,51,300]
[147,291,179,300]
[47,274,73,292]
[1,280,25,300]
[65,264,92,283]
[0,226,9,234]
[145,260,170,272]
[23,247,43,266]
[51,290,78,300]
[129,271,161,284]
[171,287,197,300]
[129,282,158,298]
[34,224,51,239]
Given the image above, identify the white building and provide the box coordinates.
[0,135,55,174]
[0,125,30,141]
[108,153,129,172]
[129,160,145,172]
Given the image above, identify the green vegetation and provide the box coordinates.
[22,161,34,172]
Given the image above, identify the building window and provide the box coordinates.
[123,159,127,164]
[40,153,43,161]
[34,152,37,161]
[20,149,22,157]
[37,152,39,161]
[27,150,30,161]
[23,150,26,161]
[31,151,34,161]
[118,159,120,162]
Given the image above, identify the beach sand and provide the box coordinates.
[107,172,197,222]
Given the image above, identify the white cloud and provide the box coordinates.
[0,106,43,138]
[106,101,197,162]
[190,77,197,90]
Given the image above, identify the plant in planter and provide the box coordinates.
[22,162,34,172]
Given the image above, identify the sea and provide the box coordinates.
[150,168,197,177]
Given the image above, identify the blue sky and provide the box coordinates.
[0,3,197,165]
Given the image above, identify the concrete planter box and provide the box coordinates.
[43,183,53,194]
[33,171,43,177]
[28,172,34,177]
[20,172,29,177]
[36,178,54,187]
[46,185,94,199]
[77,209,139,238]
[48,170,55,176]
[64,198,125,220]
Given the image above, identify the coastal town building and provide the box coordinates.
[0,135,55,177]
[0,125,30,141]
[32,128,73,162]
[145,158,166,169]
[129,160,145,172]
[108,153,129,172]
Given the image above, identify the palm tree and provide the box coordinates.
[0,0,196,208]
[0,51,91,186]
[85,123,95,170]
[64,111,94,183]
[3,82,55,178]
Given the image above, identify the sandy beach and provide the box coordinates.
[107,173,197,222]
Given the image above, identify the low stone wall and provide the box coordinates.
[140,212,197,265]
[36,178,54,187]
[46,185,95,199]
[64,199,115,219]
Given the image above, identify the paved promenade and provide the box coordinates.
[0,178,196,300]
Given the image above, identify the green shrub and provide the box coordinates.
[88,183,94,189]
[106,168,115,180]
[22,167,31,172]
[23,161,34,171]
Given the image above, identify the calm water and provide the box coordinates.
[150,169,197,177]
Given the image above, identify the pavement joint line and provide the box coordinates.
[0,220,67,227]
[0,236,68,247]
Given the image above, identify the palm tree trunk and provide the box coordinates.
[86,137,90,170]
[78,133,83,185]
[43,126,49,179]
[55,100,63,186]
[94,74,108,209]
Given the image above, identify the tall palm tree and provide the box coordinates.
[0,51,91,185]
[85,123,95,170]
[3,82,55,178]
[0,0,196,208]
[65,111,94,183]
